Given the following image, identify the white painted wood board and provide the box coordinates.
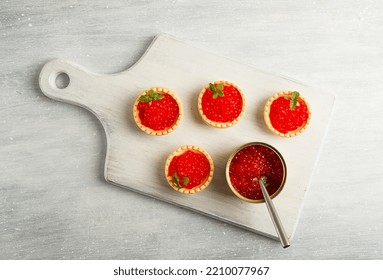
[39,33,335,241]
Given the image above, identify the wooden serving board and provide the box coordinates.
[39,34,335,241]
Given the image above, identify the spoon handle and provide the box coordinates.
[259,179,290,248]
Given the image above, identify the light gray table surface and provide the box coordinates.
[1,0,382,260]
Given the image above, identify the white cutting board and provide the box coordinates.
[39,33,335,241]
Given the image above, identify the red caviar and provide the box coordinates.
[168,150,211,189]
[269,96,309,134]
[201,84,243,123]
[137,93,179,131]
[228,144,284,200]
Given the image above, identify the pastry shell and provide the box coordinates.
[164,145,214,194]
[133,87,183,136]
[264,91,311,137]
[198,80,245,128]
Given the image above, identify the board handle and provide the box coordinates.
[39,59,107,115]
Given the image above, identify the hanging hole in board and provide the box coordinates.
[51,72,70,89]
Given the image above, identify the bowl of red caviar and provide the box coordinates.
[226,142,287,203]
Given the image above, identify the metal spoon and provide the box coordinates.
[258,176,290,248]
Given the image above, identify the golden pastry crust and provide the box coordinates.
[133,87,183,136]
[198,80,245,128]
[264,91,311,137]
[164,145,214,194]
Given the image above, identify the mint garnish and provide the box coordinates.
[209,83,224,99]
[284,91,300,110]
[139,89,164,102]
[183,177,190,186]
[170,172,189,188]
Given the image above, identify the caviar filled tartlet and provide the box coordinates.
[198,81,245,128]
[133,87,182,135]
[264,91,311,137]
[165,145,214,194]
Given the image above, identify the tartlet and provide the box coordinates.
[198,81,245,128]
[264,91,311,137]
[133,87,182,136]
[165,145,214,194]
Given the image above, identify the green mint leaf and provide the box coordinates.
[209,83,225,98]
[152,92,164,100]
[290,91,300,110]
[147,89,155,97]
[171,172,182,188]
[139,90,164,103]
[282,91,300,110]
[139,95,152,102]
[291,91,300,100]
[183,177,190,186]
[209,83,216,92]
[170,173,190,188]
